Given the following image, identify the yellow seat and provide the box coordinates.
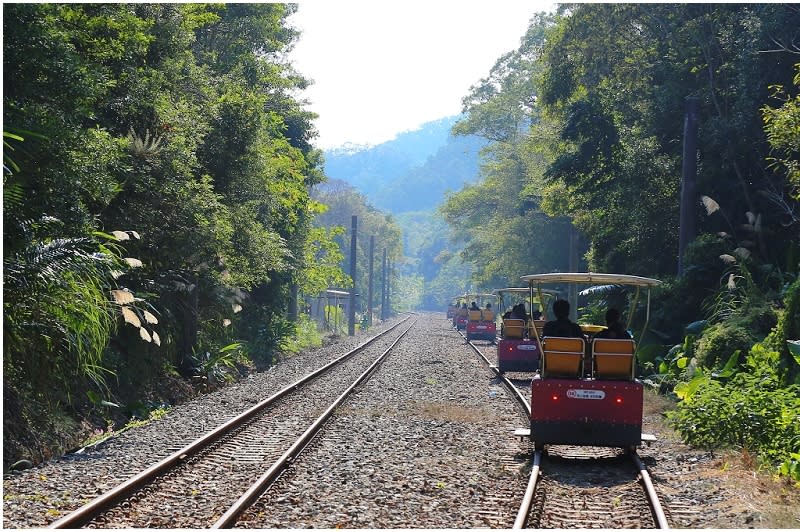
[542,336,585,378]
[482,309,495,322]
[592,338,635,380]
[503,318,525,339]
[468,310,482,322]
[529,319,545,339]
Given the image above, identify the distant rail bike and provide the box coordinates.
[446,295,461,320]
[517,272,661,451]
[450,294,469,330]
[461,292,498,341]
[493,287,558,373]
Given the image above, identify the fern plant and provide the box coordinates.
[3,228,118,396]
[3,217,151,402]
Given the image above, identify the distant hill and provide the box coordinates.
[323,116,486,214]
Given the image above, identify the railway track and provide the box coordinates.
[465,334,669,529]
[49,318,413,529]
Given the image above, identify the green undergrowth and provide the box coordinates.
[279,314,324,355]
[667,343,800,483]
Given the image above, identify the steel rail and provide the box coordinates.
[212,320,417,528]
[462,333,531,412]
[49,317,410,529]
[631,452,670,529]
[460,333,541,528]
[513,450,542,529]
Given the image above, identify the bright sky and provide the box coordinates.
[287,1,555,149]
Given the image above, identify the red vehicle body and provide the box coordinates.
[530,377,643,447]
[466,318,496,341]
[519,272,661,450]
[496,338,540,372]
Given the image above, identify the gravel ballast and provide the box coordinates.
[3,312,799,528]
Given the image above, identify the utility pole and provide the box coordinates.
[387,259,392,318]
[288,283,298,322]
[348,215,357,336]
[381,248,387,320]
[368,235,374,327]
[678,96,700,276]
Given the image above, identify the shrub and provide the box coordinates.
[668,343,800,476]
[764,278,800,383]
[694,322,755,369]
[280,314,323,355]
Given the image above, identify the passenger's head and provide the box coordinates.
[552,299,570,320]
[605,308,621,325]
[486,302,492,309]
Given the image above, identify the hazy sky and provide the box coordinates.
[287,2,555,149]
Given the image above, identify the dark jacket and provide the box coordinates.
[542,318,584,338]
[594,322,631,339]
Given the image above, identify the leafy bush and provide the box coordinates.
[764,278,800,383]
[668,343,800,477]
[280,314,323,355]
[694,322,755,369]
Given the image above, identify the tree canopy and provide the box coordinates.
[3,3,329,412]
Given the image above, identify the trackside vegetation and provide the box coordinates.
[2,3,365,467]
[443,5,799,480]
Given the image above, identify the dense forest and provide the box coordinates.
[2,3,400,466]
[3,3,799,481]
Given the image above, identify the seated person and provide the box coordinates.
[510,303,527,320]
[594,308,632,339]
[531,307,543,320]
[469,301,480,311]
[542,299,584,338]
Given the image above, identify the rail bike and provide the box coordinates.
[517,272,661,450]
[446,295,461,320]
[492,287,558,373]
[450,294,469,330]
[462,292,498,341]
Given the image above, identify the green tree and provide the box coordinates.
[3,3,326,457]
[762,63,800,227]
[539,4,800,275]
[443,12,572,287]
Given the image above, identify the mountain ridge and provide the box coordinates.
[322,115,486,214]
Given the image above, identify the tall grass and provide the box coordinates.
[3,232,120,402]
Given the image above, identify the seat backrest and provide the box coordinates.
[482,310,495,322]
[529,319,545,339]
[592,338,635,380]
[468,310,482,322]
[542,336,585,378]
[503,318,525,339]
